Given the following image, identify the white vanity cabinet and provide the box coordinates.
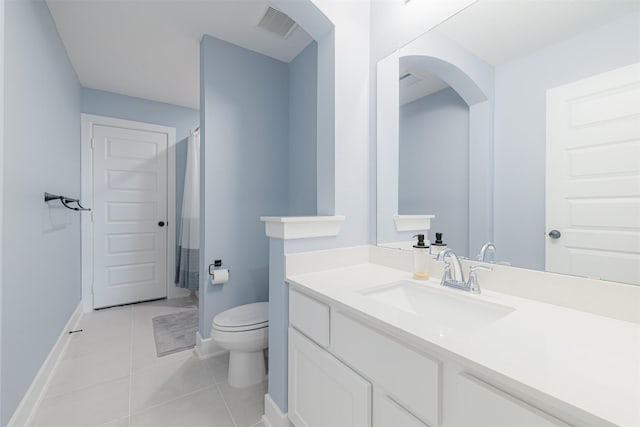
[288,286,576,427]
[288,328,372,427]
[331,311,441,426]
[373,392,429,427]
[446,373,571,427]
[288,288,435,427]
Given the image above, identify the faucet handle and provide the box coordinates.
[440,262,453,287]
[466,265,493,294]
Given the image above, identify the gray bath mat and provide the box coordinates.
[152,309,198,356]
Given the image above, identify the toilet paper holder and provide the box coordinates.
[208,260,230,280]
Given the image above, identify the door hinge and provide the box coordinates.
[90,138,94,149]
[91,211,94,222]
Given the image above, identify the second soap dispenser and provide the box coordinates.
[412,234,430,280]
[430,232,447,256]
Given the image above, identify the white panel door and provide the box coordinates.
[288,328,372,427]
[546,63,640,285]
[92,124,168,308]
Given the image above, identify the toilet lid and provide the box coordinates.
[213,302,269,329]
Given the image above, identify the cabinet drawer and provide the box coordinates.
[332,311,441,426]
[374,391,429,427]
[452,373,571,427]
[289,288,330,347]
[289,328,372,427]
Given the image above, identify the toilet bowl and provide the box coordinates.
[211,302,268,388]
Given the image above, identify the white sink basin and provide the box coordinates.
[360,280,515,337]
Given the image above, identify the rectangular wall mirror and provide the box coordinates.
[376,0,640,286]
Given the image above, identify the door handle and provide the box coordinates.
[158,221,166,227]
[548,229,561,239]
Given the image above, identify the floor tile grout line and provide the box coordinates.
[129,384,215,418]
[40,301,240,427]
[128,349,194,375]
[44,373,131,401]
[127,302,217,421]
[41,306,133,427]
[59,345,132,364]
[96,415,129,427]
[214,379,238,427]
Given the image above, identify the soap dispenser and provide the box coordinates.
[412,234,430,280]
[431,232,447,255]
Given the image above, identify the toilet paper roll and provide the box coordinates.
[210,268,229,285]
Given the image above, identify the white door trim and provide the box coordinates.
[81,114,177,312]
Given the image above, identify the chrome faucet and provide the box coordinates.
[477,242,496,262]
[466,265,493,294]
[437,248,492,294]
[436,248,466,289]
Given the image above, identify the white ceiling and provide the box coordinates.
[436,0,640,66]
[47,0,314,109]
[400,0,639,105]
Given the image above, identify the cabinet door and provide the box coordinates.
[449,373,571,427]
[332,311,441,425]
[289,328,372,427]
[373,391,430,427]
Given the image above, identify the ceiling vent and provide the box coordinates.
[399,72,424,87]
[257,6,298,39]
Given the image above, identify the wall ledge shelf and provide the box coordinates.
[393,214,435,231]
[260,216,346,240]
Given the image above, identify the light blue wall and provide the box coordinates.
[494,11,640,270]
[399,88,469,256]
[315,30,336,217]
[80,88,200,262]
[2,1,81,424]
[199,35,290,337]
[267,238,287,410]
[288,42,318,215]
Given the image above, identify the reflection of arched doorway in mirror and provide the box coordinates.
[398,67,471,256]
[377,35,494,258]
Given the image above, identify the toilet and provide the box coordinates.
[211,302,269,388]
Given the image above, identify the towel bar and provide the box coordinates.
[44,192,91,211]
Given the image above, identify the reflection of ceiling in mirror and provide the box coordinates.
[399,70,449,105]
[435,0,640,65]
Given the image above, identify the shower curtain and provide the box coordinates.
[175,128,200,290]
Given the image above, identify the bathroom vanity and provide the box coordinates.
[284,249,639,427]
[258,3,640,426]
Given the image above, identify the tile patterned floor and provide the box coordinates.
[30,298,267,427]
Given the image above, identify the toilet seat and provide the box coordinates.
[213,323,268,332]
[213,302,268,333]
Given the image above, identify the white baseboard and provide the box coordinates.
[193,331,226,360]
[262,393,291,427]
[8,303,83,427]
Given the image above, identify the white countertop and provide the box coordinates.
[287,263,640,427]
